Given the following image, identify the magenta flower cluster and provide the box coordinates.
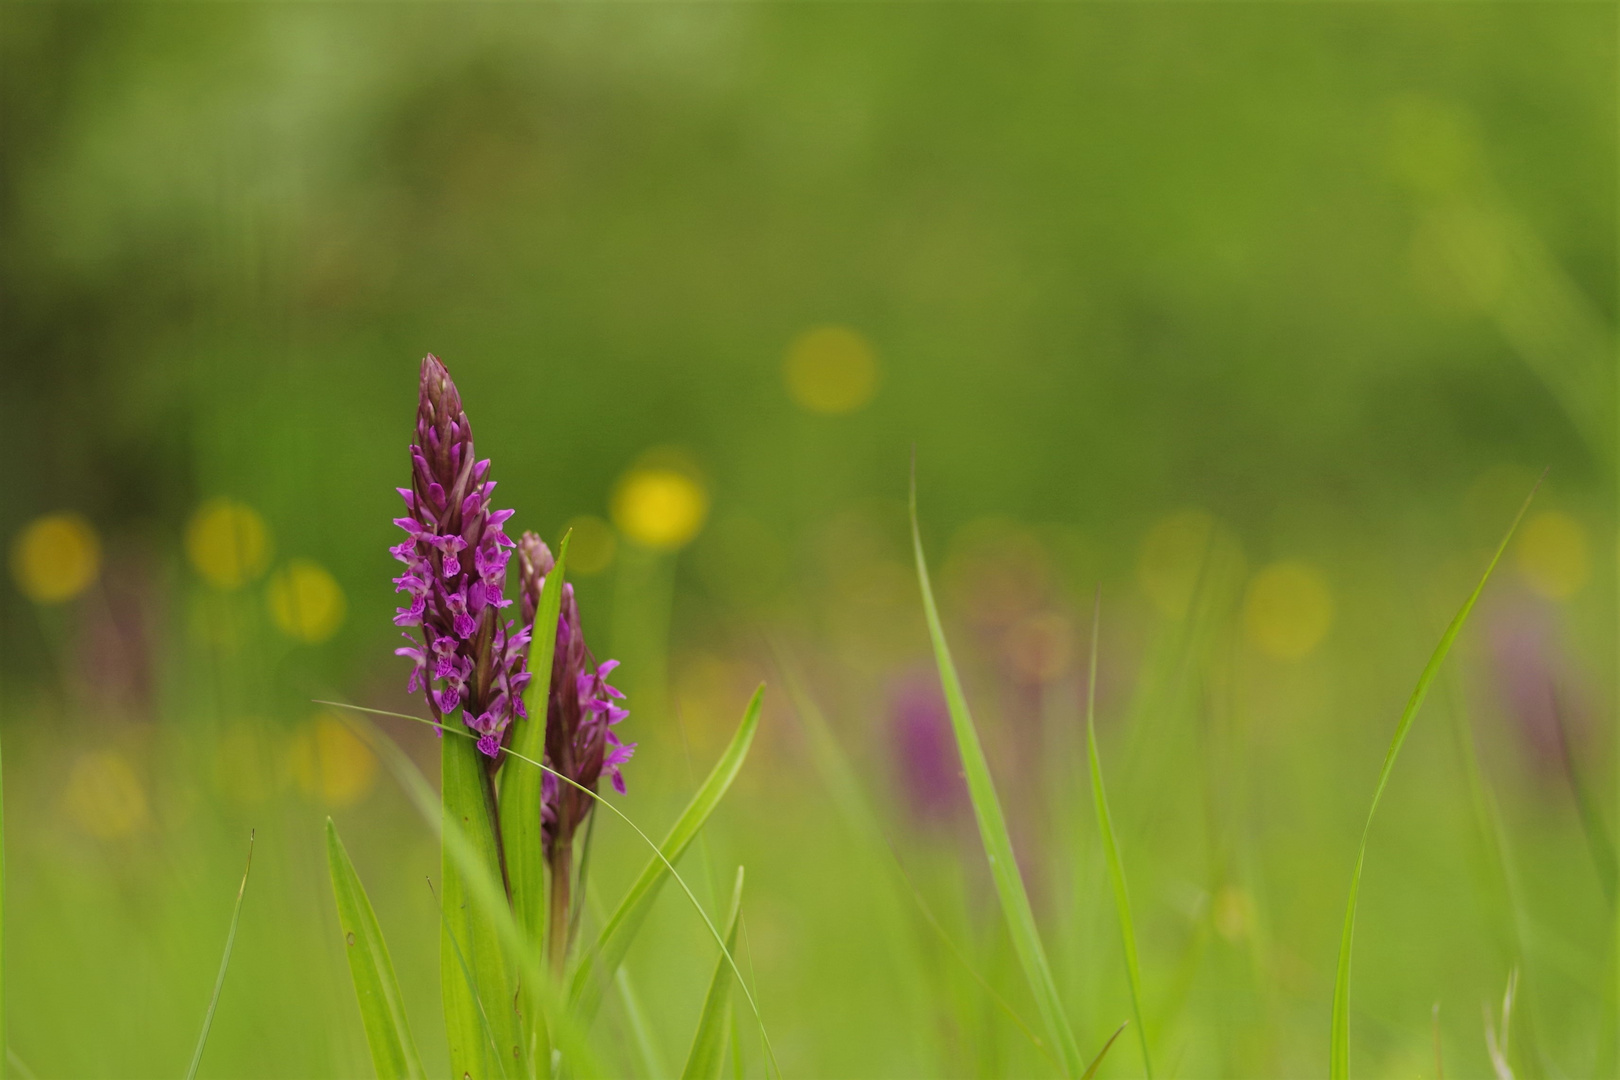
[518,532,634,855]
[390,353,633,828]
[390,355,535,759]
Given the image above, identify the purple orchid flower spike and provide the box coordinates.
[391,355,531,763]
[517,531,633,859]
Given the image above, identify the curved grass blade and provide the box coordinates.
[681,867,746,1080]
[567,688,762,1023]
[1329,475,1541,1080]
[499,533,570,1066]
[336,713,603,1079]
[185,830,255,1080]
[1084,594,1152,1078]
[1081,1021,1129,1080]
[325,819,427,1080]
[910,467,1084,1078]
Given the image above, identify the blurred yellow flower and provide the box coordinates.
[65,751,149,839]
[1137,509,1243,620]
[287,712,377,807]
[10,513,100,603]
[1244,561,1334,661]
[783,325,879,415]
[1516,511,1588,600]
[613,467,709,550]
[186,498,271,588]
[562,514,617,575]
[266,559,347,643]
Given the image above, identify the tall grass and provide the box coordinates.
[1330,477,1540,1079]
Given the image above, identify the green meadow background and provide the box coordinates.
[1,4,1615,1077]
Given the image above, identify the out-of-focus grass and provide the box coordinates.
[0,3,1615,1078]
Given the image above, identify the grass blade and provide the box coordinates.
[617,966,671,1080]
[1550,688,1617,907]
[568,687,762,1023]
[1329,476,1541,1080]
[771,641,1059,1068]
[681,867,746,1080]
[500,533,570,1066]
[185,830,255,1080]
[910,466,1083,1078]
[1084,595,1152,1078]
[1081,1021,1129,1080]
[325,819,427,1080]
[441,715,521,1076]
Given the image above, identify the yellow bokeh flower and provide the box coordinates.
[1516,511,1589,600]
[1244,561,1334,661]
[612,465,709,550]
[562,514,618,575]
[64,751,149,839]
[186,498,271,588]
[783,325,880,415]
[10,513,100,603]
[1137,509,1244,620]
[266,559,347,643]
[287,712,377,807]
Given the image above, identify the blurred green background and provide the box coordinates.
[1,3,1616,1077]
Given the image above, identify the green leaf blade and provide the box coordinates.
[681,867,746,1080]
[909,474,1083,1078]
[1085,599,1152,1079]
[499,534,571,1065]
[326,819,427,1080]
[441,725,521,1078]
[1329,477,1540,1080]
[569,686,763,1023]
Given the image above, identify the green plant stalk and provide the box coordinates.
[1329,476,1540,1080]
[500,534,570,1073]
[186,831,255,1080]
[442,723,522,1077]
[548,836,573,980]
[326,819,427,1080]
[910,468,1084,1078]
[1084,596,1152,1078]
[681,867,747,1080]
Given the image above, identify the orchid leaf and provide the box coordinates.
[326,819,427,1080]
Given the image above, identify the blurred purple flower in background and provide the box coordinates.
[888,670,966,827]
[1485,594,1588,778]
[391,355,531,759]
